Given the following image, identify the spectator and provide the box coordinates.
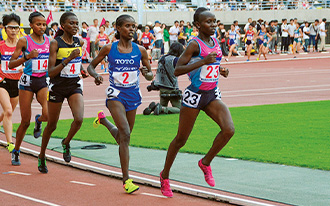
[244,17,252,33]
[309,19,319,52]
[87,18,99,58]
[274,20,279,53]
[302,21,310,52]
[136,24,143,45]
[281,18,289,53]
[50,22,59,39]
[147,21,154,35]
[234,20,241,47]
[153,20,164,60]
[104,20,111,36]
[162,23,170,53]
[81,22,88,38]
[143,42,184,115]
[0,22,3,40]
[178,25,187,47]
[269,21,277,54]
[288,19,296,51]
[319,18,327,52]
[217,23,228,56]
[169,20,179,46]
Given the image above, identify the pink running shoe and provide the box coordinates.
[198,159,215,187]
[160,171,173,197]
[93,110,106,128]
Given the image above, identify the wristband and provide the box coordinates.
[61,61,67,67]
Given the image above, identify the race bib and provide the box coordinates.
[1,55,21,74]
[247,35,253,40]
[215,87,221,100]
[112,71,138,87]
[182,88,201,108]
[19,74,31,86]
[1,61,21,74]
[32,59,48,73]
[294,33,299,38]
[200,64,219,83]
[142,37,150,44]
[229,34,236,39]
[60,58,81,78]
[105,85,120,99]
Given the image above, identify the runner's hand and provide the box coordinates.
[94,74,103,85]
[220,66,229,78]
[27,49,39,59]
[69,48,80,60]
[203,51,217,64]
[139,66,148,76]
[81,69,89,78]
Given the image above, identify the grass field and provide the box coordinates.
[14,100,330,171]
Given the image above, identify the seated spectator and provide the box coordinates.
[143,42,184,115]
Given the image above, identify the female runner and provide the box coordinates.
[87,15,153,194]
[257,24,272,61]
[244,24,256,61]
[9,12,49,166]
[159,7,234,197]
[38,12,88,173]
[0,13,23,153]
[225,24,240,62]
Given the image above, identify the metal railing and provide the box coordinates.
[0,0,329,12]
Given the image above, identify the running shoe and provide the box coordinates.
[6,142,15,153]
[61,139,71,163]
[160,171,173,197]
[153,103,162,115]
[38,156,48,173]
[123,179,139,194]
[256,58,259,61]
[93,110,106,128]
[11,150,21,166]
[198,159,215,187]
[101,65,104,70]
[246,59,250,62]
[33,114,42,138]
[143,102,156,115]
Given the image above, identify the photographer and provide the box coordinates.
[144,42,184,115]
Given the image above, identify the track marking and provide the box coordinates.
[0,141,279,206]
[70,181,96,186]
[141,192,167,199]
[2,171,31,176]
[0,188,61,206]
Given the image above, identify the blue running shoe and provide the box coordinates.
[34,114,42,138]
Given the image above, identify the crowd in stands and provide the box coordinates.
[0,0,329,12]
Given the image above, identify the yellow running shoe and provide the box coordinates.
[123,179,139,194]
[93,110,106,128]
[6,143,15,153]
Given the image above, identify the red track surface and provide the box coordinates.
[0,147,232,206]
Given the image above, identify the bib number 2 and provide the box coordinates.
[182,89,201,108]
[105,86,120,99]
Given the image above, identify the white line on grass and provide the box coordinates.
[70,181,96,186]
[0,189,61,206]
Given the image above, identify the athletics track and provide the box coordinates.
[1,52,330,205]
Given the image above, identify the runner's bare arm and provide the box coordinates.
[8,37,30,69]
[139,45,153,81]
[174,41,216,76]
[87,44,112,85]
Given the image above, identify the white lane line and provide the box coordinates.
[225,88,330,98]
[0,188,61,206]
[70,181,95,186]
[0,141,277,206]
[141,192,167,199]
[3,171,31,176]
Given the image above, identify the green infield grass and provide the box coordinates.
[13,100,330,170]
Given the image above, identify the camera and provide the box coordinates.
[147,81,160,92]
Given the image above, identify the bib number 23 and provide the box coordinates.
[182,89,201,108]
